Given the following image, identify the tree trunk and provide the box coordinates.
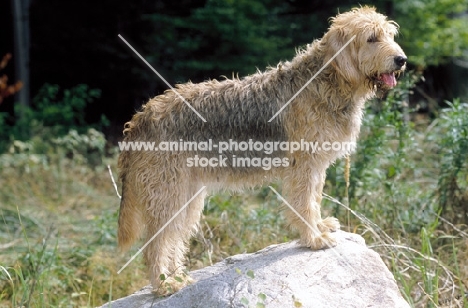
[12,0,30,108]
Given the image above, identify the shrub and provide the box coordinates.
[0,83,108,154]
[431,99,468,222]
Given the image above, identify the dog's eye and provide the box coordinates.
[367,35,378,43]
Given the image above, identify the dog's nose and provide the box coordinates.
[394,56,407,68]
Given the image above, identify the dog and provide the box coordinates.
[117,6,406,295]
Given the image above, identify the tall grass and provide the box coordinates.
[0,135,147,307]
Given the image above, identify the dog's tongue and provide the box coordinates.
[380,72,397,87]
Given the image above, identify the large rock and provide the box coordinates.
[101,231,410,308]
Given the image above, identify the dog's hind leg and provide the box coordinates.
[283,165,340,250]
[144,180,206,296]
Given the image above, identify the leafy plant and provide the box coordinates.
[53,128,107,166]
[0,83,107,153]
[16,83,104,137]
[431,99,468,222]
[394,0,468,68]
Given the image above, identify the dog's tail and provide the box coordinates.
[117,153,144,252]
[117,112,150,251]
[118,178,144,251]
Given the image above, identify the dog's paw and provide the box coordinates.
[153,274,194,297]
[318,216,340,233]
[300,231,337,250]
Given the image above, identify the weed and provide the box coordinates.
[433,99,468,223]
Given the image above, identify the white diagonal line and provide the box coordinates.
[118,34,207,122]
[118,186,207,274]
[268,186,356,273]
[268,35,356,122]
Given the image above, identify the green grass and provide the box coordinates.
[1,78,467,307]
[0,154,147,307]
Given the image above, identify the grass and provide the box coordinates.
[0,154,147,307]
[0,77,467,307]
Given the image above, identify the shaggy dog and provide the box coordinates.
[118,6,406,295]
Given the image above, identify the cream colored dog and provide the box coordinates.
[118,6,406,295]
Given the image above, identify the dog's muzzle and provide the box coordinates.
[373,55,407,89]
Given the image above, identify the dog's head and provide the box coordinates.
[322,6,407,92]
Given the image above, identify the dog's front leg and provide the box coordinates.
[282,165,340,250]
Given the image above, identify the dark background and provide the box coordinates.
[1,0,466,140]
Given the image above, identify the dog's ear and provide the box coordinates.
[322,28,360,86]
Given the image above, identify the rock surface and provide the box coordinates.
[101,231,410,308]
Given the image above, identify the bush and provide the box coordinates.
[432,99,468,222]
[0,83,108,154]
[395,0,468,68]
